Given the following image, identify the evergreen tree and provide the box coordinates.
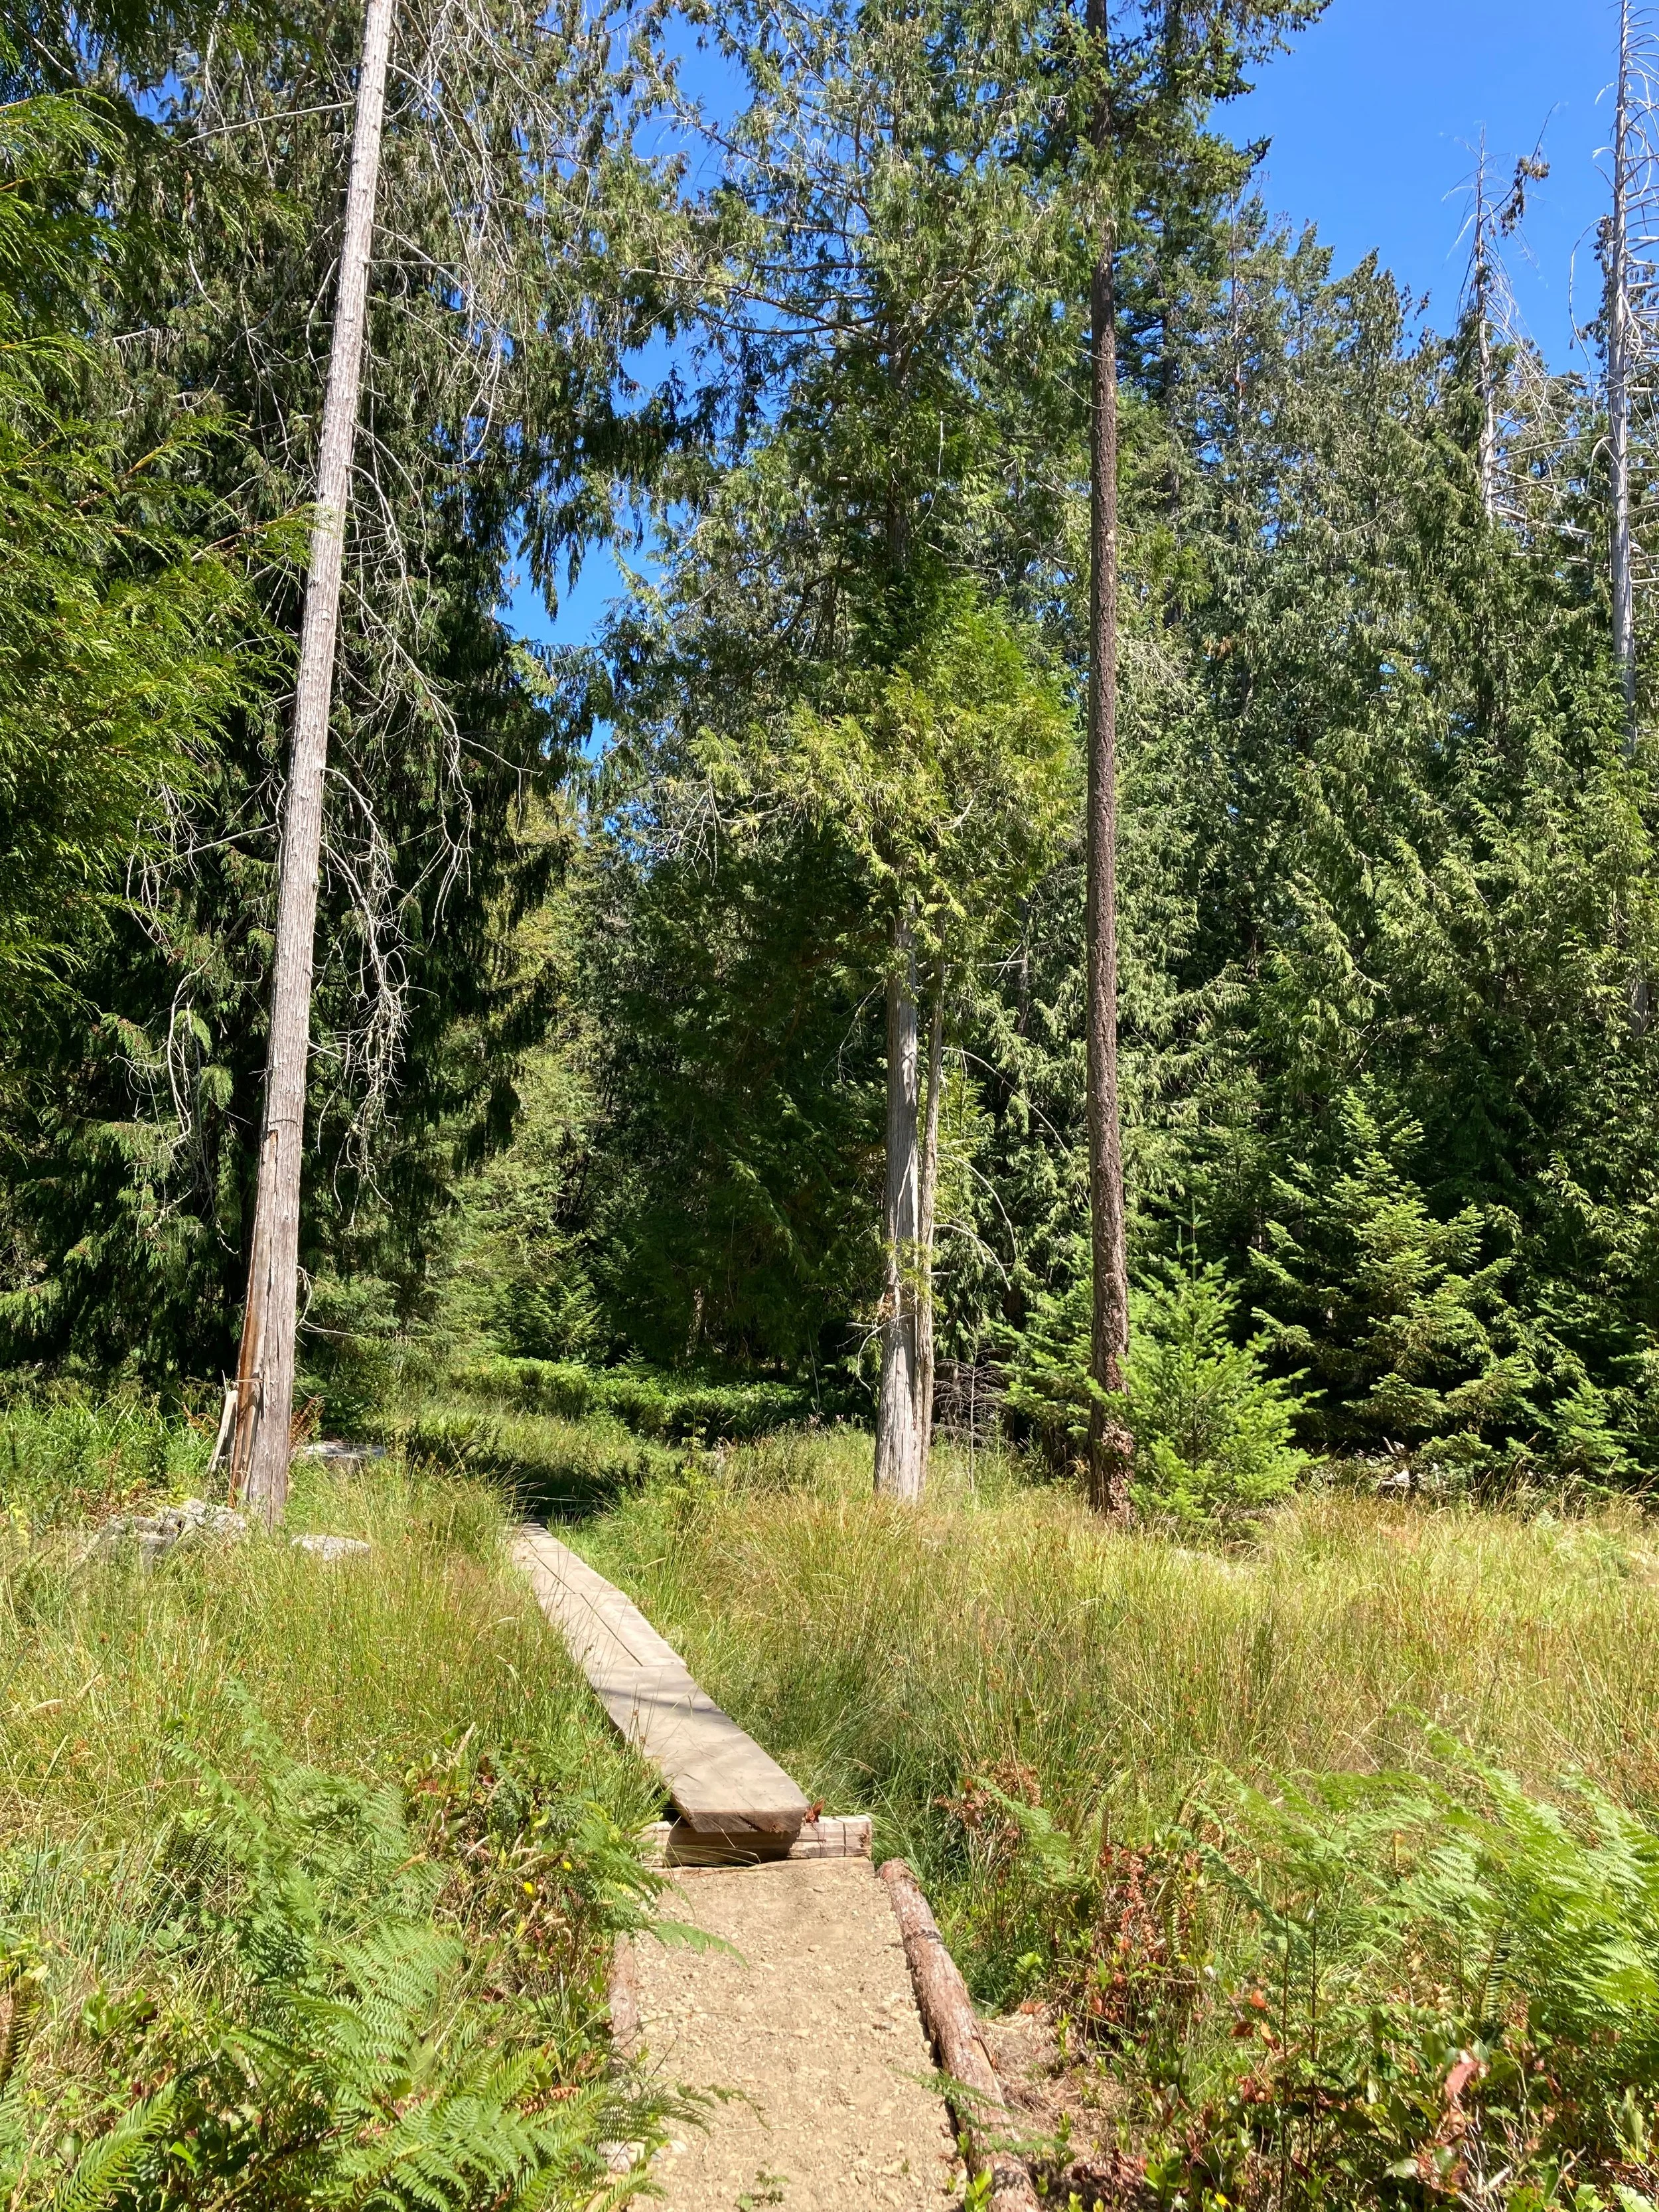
[587,0,1078,1481]
[0,0,695,1380]
[0,95,248,1014]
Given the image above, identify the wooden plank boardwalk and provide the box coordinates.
[512,1522,1007,2207]
[513,1522,813,1850]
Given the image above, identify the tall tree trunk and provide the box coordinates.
[916,965,946,1456]
[1473,157,1498,523]
[1610,0,1652,1033]
[875,912,925,1501]
[1083,0,1133,1518]
[1612,0,1638,747]
[228,0,396,1523]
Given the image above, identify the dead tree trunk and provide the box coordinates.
[1473,155,1499,522]
[1083,0,1133,1519]
[1612,0,1639,744]
[916,967,946,1454]
[229,0,396,1523]
[875,911,925,1501]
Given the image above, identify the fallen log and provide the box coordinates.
[879,1858,1038,2211]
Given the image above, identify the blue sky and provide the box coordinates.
[506,0,1617,653]
[1234,0,1613,373]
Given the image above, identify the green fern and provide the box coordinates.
[38,2091,177,2212]
[1147,1739,1659,2206]
[0,1718,682,2209]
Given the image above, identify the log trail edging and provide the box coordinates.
[881,1858,1040,2211]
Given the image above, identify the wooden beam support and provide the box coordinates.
[638,1814,872,1866]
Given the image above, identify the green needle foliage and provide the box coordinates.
[0,0,1656,1500]
[710,587,1073,980]
[0,94,248,1011]
[1005,1247,1310,1522]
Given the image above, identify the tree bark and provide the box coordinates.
[874,911,925,1501]
[916,965,946,1455]
[228,0,396,1524]
[1083,0,1133,1519]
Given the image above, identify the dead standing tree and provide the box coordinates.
[1457,132,1554,530]
[1605,0,1659,751]
[230,0,396,1519]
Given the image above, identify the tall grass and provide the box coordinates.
[0,1385,215,1528]
[575,1451,1659,2194]
[0,1445,671,2207]
[577,1465,1659,1897]
[368,1400,680,1519]
[0,1456,664,1830]
[575,1443,1659,2205]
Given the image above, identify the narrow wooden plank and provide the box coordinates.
[514,1524,812,1839]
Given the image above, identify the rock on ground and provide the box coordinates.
[88,1498,246,1564]
[632,1857,962,2209]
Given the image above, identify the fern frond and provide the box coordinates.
[40,2087,175,2212]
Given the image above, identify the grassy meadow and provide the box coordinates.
[7,1384,1659,2212]
[575,1431,1659,1880]
[567,1423,1659,2211]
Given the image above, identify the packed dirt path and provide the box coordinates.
[634,1858,962,2209]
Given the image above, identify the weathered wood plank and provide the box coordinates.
[638,1813,873,1866]
[514,1523,812,1840]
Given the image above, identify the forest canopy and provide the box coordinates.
[2,0,1656,1495]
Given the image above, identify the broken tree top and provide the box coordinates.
[514,1524,812,1843]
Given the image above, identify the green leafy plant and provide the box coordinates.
[0,1382,214,1530]
[0,1713,677,2209]
[453,1357,822,1443]
[1134,1740,1659,2211]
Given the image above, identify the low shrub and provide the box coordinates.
[1015,1741,1659,2212]
[1003,1255,1312,1522]
[451,1357,820,1443]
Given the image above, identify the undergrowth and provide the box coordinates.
[448,1358,824,1443]
[575,1444,1659,2211]
[0,1384,215,1530]
[0,1436,676,2208]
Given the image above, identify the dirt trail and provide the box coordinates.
[633,1858,962,2209]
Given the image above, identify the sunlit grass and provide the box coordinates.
[0,1442,671,2204]
[575,1445,1659,1990]
[0,1453,662,1840]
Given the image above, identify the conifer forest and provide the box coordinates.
[5,0,1659,2205]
